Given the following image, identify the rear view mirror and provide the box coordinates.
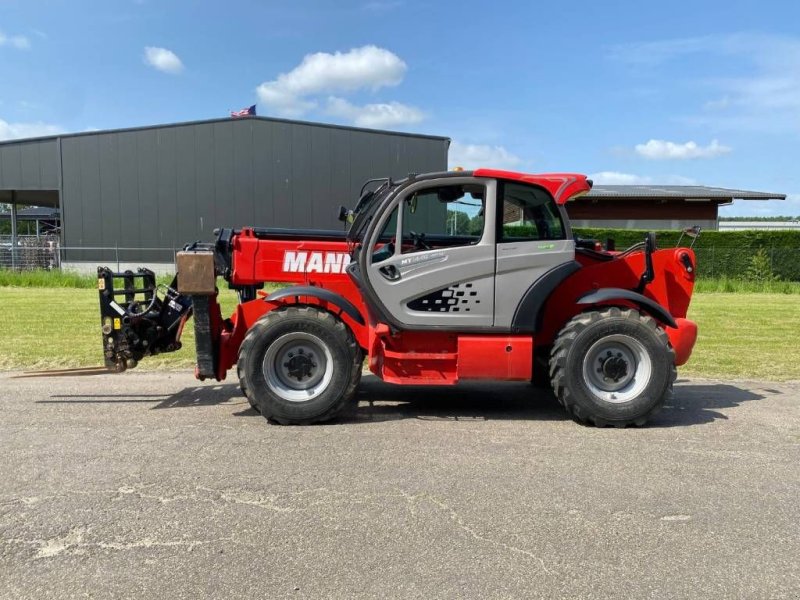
[437,186,465,203]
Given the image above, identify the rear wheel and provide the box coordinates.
[549,307,675,427]
[237,306,362,424]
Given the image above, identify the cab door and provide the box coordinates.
[493,181,575,328]
[363,177,498,328]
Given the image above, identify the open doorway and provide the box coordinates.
[0,189,61,269]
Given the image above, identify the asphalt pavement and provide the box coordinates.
[1,371,798,599]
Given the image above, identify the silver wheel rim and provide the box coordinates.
[582,334,652,404]
[262,332,334,402]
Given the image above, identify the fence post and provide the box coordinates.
[10,199,18,270]
[115,244,120,271]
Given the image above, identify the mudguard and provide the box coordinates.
[265,286,365,325]
[576,288,677,328]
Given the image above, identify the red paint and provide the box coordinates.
[457,336,533,381]
[473,169,592,204]
[666,318,698,366]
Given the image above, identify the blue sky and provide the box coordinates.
[1,0,798,216]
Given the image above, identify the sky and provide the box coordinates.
[1,0,798,217]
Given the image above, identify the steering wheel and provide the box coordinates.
[408,231,431,250]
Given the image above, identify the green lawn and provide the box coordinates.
[1,287,799,381]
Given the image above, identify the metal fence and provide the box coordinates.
[0,236,179,271]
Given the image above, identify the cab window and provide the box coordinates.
[499,182,565,241]
[400,184,485,254]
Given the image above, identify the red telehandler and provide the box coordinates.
[98,169,698,427]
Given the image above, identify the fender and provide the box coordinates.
[511,261,582,332]
[576,288,677,328]
[265,286,365,326]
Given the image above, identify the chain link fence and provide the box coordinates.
[0,236,178,272]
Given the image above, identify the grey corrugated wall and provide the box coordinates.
[53,118,448,262]
[0,139,60,190]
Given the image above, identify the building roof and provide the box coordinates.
[0,115,451,146]
[0,206,60,220]
[587,185,786,201]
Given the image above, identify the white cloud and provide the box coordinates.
[634,139,731,160]
[0,31,30,49]
[589,171,652,185]
[257,45,406,117]
[143,46,184,74]
[0,118,63,141]
[325,97,424,128]
[448,141,523,170]
[589,171,697,185]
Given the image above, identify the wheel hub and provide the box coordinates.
[283,349,317,382]
[599,351,629,382]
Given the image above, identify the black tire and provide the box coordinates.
[237,306,362,425]
[549,307,676,427]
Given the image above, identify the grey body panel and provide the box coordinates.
[363,176,582,330]
[494,239,575,328]
[365,177,497,328]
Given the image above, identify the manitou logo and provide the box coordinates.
[282,251,351,274]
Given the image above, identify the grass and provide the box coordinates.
[694,276,800,294]
[1,285,799,381]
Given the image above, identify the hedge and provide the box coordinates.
[574,228,800,281]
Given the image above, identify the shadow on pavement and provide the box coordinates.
[41,377,770,427]
[44,385,245,409]
[653,381,767,427]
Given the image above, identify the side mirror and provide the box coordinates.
[338,205,354,224]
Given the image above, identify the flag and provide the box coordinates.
[231,104,256,118]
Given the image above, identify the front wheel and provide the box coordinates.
[237,306,362,425]
[549,307,676,427]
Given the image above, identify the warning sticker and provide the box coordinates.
[113,318,121,330]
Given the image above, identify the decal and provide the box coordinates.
[109,300,126,316]
[168,299,183,312]
[113,318,121,330]
[282,251,351,274]
[399,251,447,267]
[407,282,482,313]
[537,243,556,250]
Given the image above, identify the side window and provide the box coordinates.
[500,182,565,241]
[401,184,486,254]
